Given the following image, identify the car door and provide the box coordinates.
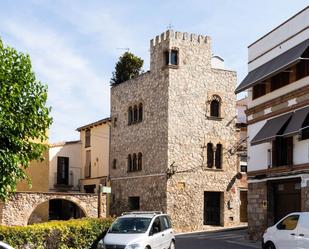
[275,214,299,249]
[159,215,173,249]
[296,214,309,249]
[148,217,163,249]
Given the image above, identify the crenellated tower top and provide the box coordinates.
[150,30,212,72]
[150,30,211,48]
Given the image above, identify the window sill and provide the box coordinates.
[204,168,223,172]
[206,116,223,121]
[128,120,143,126]
[162,64,179,70]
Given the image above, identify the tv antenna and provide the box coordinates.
[116,48,130,51]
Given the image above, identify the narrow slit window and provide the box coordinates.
[138,153,142,171]
[215,144,222,169]
[207,143,214,168]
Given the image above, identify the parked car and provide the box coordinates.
[262,212,309,249]
[0,242,15,249]
[97,211,175,249]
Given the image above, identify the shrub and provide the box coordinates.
[0,217,114,249]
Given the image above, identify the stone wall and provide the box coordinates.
[247,181,268,240]
[1,192,103,226]
[110,30,245,231]
[111,175,167,215]
[110,37,170,215]
[166,31,241,231]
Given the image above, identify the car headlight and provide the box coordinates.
[125,244,143,249]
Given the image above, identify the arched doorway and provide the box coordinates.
[28,199,86,225]
[49,199,86,221]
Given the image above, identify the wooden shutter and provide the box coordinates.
[287,137,293,166]
[272,140,277,167]
[215,144,222,169]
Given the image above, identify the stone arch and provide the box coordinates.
[1,192,101,226]
[210,95,221,117]
[26,196,88,225]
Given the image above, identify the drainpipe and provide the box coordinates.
[107,121,112,216]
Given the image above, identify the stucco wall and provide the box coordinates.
[17,150,50,192]
[248,7,309,71]
[49,141,82,190]
[80,124,110,179]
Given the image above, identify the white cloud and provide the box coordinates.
[0,16,110,143]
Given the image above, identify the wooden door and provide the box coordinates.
[204,192,221,225]
[274,179,301,223]
[240,191,248,222]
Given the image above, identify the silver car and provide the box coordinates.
[98,211,175,249]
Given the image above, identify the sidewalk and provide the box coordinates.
[176,224,248,236]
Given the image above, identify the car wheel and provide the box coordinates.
[264,241,276,249]
[169,241,175,249]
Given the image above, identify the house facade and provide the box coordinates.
[77,118,110,194]
[236,7,309,240]
[49,140,82,192]
[110,30,246,231]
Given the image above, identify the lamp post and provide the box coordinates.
[167,162,178,178]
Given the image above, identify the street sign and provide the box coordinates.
[102,186,111,193]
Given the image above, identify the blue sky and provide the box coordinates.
[0,1,307,142]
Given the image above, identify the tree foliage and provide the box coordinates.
[0,38,52,200]
[110,51,143,86]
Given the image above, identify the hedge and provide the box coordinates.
[0,217,114,249]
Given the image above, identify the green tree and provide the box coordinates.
[110,51,144,86]
[0,38,52,200]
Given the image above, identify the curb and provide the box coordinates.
[175,225,248,236]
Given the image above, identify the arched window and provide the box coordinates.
[132,153,137,171]
[210,95,221,117]
[138,153,142,171]
[138,103,143,122]
[133,105,138,123]
[127,154,132,172]
[215,144,222,169]
[128,107,133,125]
[207,143,214,168]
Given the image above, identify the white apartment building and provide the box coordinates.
[236,6,309,240]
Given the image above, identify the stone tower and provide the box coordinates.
[110,30,244,231]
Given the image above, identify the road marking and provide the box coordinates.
[178,234,243,239]
[226,240,261,248]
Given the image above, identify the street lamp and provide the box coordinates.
[167,162,178,178]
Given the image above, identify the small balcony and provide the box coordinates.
[54,171,74,191]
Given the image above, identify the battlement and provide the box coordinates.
[150,30,211,47]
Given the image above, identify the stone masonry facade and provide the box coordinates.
[249,175,309,240]
[0,192,104,226]
[110,30,245,232]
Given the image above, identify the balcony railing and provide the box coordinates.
[53,171,74,190]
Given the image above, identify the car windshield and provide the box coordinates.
[109,217,152,234]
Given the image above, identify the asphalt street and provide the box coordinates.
[175,229,261,249]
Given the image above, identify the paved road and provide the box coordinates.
[175,229,261,249]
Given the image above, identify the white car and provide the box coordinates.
[98,211,175,249]
[0,242,14,249]
[262,212,309,249]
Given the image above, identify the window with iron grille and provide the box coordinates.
[85,129,91,147]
